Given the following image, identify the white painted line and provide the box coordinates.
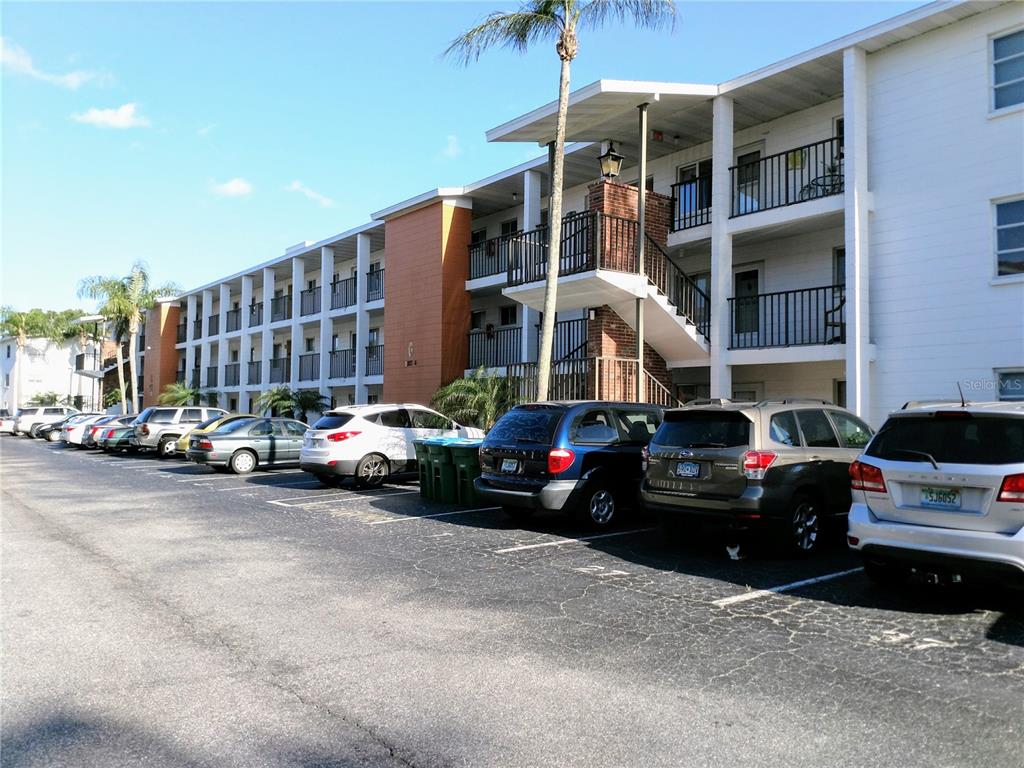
[213,485,257,492]
[494,527,656,554]
[367,506,500,525]
[711,567,865,608]
[268,490,354,506]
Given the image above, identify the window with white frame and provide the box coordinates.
[470,310,486,331]
[995,198,1024,276]
[993,29,1024,110]
[499,305,518,326]
[999,371,1024,401]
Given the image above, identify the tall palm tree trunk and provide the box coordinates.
[114,341,128,414]
[536,54,572,402]
[128,316,140,414]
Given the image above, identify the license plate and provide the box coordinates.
[501,458,519,473]
[676,461,701,478]
[920,486,961,509]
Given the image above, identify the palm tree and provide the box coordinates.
[431,367,512,430]
[254,385,296,417]
[158,382,200,406]
[0,307,85,408]
[292,389,329,422]
[446,0,675,400]
[80,262,179,414]
[253,386,328,420]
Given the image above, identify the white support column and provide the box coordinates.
[240,275,254,390]
[185,293,199,390]
[186,294,198,344]
[710,95,734,399]
[354,233,371,403]
[200,289,213,391]
[521,169,542,363]
[290,257,304,387]
[217,284,229,393]
[319,247,334,401]
[261,267,275,389]
[844,46,870,420]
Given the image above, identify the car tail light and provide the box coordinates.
[997,473,1024,503]
[139,424,149,436]
[547,448,575,475]
[742,450,777,480]
[326,430,361,442]
[641,445,649,472]
[850,460,887,493]
[104,429,115,439]
[198,438,213,450]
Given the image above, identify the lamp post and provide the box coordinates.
[598,141,624,179]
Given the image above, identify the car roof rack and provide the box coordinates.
[681,397,736,406]
[753,398,834,407]
[900,399,966,410]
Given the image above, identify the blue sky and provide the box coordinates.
[2,1,925,312]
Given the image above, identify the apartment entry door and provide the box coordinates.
[733,268,761,345]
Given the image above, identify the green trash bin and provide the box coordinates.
[449,439,483,506]
[425,438,458,504]
[412,439,432,500]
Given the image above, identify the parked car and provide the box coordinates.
[97,421,138,452]
[0,409,14,435]
[848,401,1024,588]
[175,413,255,454]
[186,416,309,474]
[300,404,483,488]
[61,414,110,446]
[131,406,227,457]
[475,402,663,527]
[641,399,874,554]
[37,413,99,441]
[81,415,134,449]
[14,406,79,436]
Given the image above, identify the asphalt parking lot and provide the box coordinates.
[2,436,1022,768]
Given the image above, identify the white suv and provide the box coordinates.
[132,406,228,456]
[14,406,79,436]
[300,404,484,487]
[848,401,1024,588]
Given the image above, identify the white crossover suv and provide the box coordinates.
[848,401,1024,588]
[300,403,484,487]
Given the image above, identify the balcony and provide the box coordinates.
[249,302,263,327]
[468,326,521,369]
[329,349,356,379]
[206,365,218,388]
[224,363,240,387]
[727,285,845,349]
[176,323,187,343]
[270,295,292,323]
[670,177,712,232]
[247,360,262,384]
[730,137,843,218]
[193,319,202,339]
[331,277,357,310]
[469,233,520,279]
[226,308,241,333]
[298,353,320,381]
[190,369,200,389]
[269,358,290,384]
[507,357,678,407]
[541,317,588,361]
[365,345,384,376]
[300,288,321,316]
[366,269,385,302]
[207,315,220,336]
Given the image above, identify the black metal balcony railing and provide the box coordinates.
[249,302,264,327]
[224,363,240,387]
[727,284,846,349]
[193,319,202,339]
[176,323,187,343]
[226,308,241,333]
[207,315,220,336]
[269,358,290,384]
[645,235,712,341]
[366,269,385,302]
[670,177,712,231]
[536,318,589,361]
[190,369,200,389]
[247,360,262,384]
[730,137,844,218]
[206,365,218,388]
[300,288,321,316]
[331,277,357,310]
[468,326,521,369]
[329,349,356,379]
[508,357,680,408]
[469,233,521,279]
[298,353,320,381]
[365,345,384,376]
[270,295,292,323]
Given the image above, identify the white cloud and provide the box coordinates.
[1,37,99,89]
[197,123,216,137]
[210,178,253,197]
[71,103,150,129]
[440,134,461,159]
[286,180,335,208]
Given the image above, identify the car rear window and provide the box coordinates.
[313,414,355,430]
[216,418,258,434]
[135,408,155,423]
[488,407,564,445]
[654,410,751,448]
[866,413,1024,465]
[194,416,222,430]
[150,410,176,424]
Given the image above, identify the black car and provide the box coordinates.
[474,401,663,527]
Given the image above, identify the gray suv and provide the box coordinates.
[132,406,227,456]
[641,399,873,554]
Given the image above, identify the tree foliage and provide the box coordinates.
[431,368,513,430]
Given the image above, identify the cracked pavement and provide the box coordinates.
[2,436,1022,767]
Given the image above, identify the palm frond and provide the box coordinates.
[158,382,200,406]
[578,0,676,31]
[445,5,562,65]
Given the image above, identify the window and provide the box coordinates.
[500,218,518,237]
[769,412,802,447]
[834,380,847,409]
[249,420,273,436]
[628,176,655,192]
[410,409,453,430]
[379,409,411,429]
[181,408,204,423]
[470,310,486,331]
[229,397,237,411]
[284,421,307,436]
[305,337,316,353]
[995,199,1024,276]
[867,414,1024,465]
[833,247,846,286]
[571,409,616,444]
[999,370,1024,401]
[367,393,379,405]
[676,160,712,211]
[368,328,380,347]
[833,117,845,150]
[993,29,1024,110]
[471,228,487,245]
[307,279,317,291]
[499,305,518,326]
[795,410,840,448]
[827,411,873,449]
[616,410,661,443]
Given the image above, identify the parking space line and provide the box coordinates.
[268,491,354,507]
[711,567,865,607]
[494,527,656,554]
[367,507,500,525]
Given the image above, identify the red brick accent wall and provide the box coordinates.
[586,179,672,250]
[142,303,181,407]
[585,306,672,401]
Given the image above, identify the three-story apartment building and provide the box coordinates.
[146,0,1024,425]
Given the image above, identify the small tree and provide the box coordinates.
[292,389,329,422]
[253,386,296,417]
[27,391,61,406]
[431,367,513,430]
[158,382,200,406]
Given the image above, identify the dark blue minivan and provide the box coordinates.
[474,401,663,527]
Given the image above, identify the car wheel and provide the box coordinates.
[354,454,389,488]
[785,493,821,555]
[157,437,178,458]
[501,505,534,523]
[863,558,911,587]
[578,484,617,528]
[229,450,257,475]
[45,430,60,443]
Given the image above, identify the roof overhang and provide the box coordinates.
[371,187,470,222]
